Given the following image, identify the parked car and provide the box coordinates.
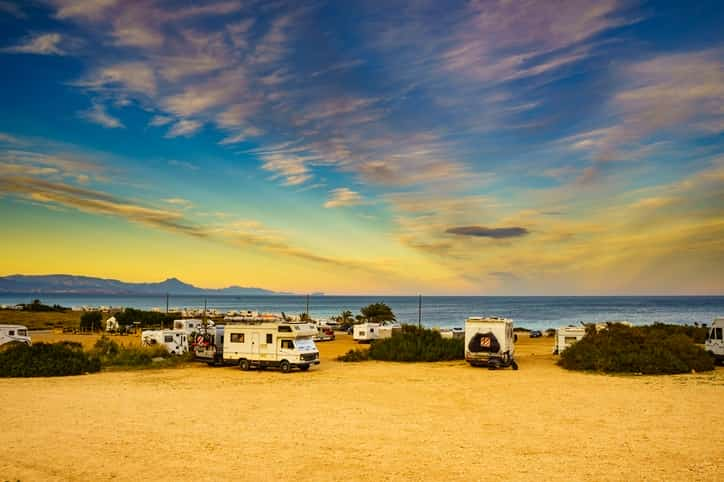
[529,330,542,338]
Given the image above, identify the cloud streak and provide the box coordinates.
[445,226,530,239]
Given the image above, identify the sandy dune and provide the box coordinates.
[1,334,722,481]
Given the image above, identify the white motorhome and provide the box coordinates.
[705,318,724,364]
[439,327,465,340]
[141,330,189,355]
[105,316,119,332]
[0,324,31,347]
[553,326,587,355]
[464,317,518,370]
[173,318,213,335]
[194,322,320,372]
[353,322,400,343]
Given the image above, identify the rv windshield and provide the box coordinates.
[295,339,316,351]
[18,329,27,336]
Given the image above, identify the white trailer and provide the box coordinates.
[353,322,400,343]
[552,326,587,355]
[0,324,31,347]
[172,318,215,334]
[705,318,724,364]
[194,321,320,373]
[465,317,518,370]
[439,327,464,340]
[141,329,189,355]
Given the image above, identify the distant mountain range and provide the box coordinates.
[0,274,295,296]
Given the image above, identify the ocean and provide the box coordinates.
[1,294,723,329]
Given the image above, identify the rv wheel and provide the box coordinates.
[239,359,250,371]
[511,360,519,370]
[280,360,291,373]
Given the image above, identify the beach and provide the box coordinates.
[1,333,722,481]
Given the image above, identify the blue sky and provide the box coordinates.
[0,0,722,295]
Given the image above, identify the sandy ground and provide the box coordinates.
[1,333,722,481]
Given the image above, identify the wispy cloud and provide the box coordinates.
[167,159,199,171]
[324,188,363,208]
[165,119,202,138]
[79,102,124,128]
[446,226,529,239]
[149,115,173,127]
[2,33,66,55]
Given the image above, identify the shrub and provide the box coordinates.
[0,342,101,377]
[368,325,464,362]
[80,311,103,331]
[558,323,714,375]
[90,335,178,368]
[336,348,370,362]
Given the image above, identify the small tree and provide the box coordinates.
[336,310,355,330]
[80,311,103,332]
[359,302,396,324]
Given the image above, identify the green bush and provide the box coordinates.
[0,342,101,377]
[90,336,177,368]
[336,348,370,362]
[371,325,464,362]
[115,308,175,328]
[80,311,103,331]
[558,323,714,375]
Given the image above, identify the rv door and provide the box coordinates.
[251,333,259,356]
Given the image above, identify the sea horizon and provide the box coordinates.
[3,293,723,330]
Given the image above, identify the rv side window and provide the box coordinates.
[370,328,374,333]
[266,333,273,344]
[715,328,723,340]
[8,330,15,336]
[278,325,292,332]
[164,335,174,343]
[281,340,294,349]
[230,333,245,343]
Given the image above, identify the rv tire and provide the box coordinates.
[280,360,291,373]
[239,359,250,371]
[511,360,519,370]
[299,364,310,371]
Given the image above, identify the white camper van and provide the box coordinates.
[353,322,400,343]
[173,318,214,334]
[705,318,724,364]
[194,322,320,373]
[439,327,465,340]
[553,326,586,355]
[0,324,31,347]
[464,317,518,370]
[141,330,189,355]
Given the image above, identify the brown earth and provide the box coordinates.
[1,333,722,481]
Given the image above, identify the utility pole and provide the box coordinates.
[418,294,422,329]
[305,294,310,319]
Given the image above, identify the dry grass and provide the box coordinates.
[0,309,82,330]
[0,333,722,481]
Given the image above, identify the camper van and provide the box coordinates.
[464,317,518,370]
[141,330,189,355]
[705,318,724,364]
[173,318,214,334]
[553,326,587,355]
[353,322,400,343]
[439,327,465,340]
[194,321,320,373]
[0,324,31,347]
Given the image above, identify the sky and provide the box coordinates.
[0,0,722,295]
